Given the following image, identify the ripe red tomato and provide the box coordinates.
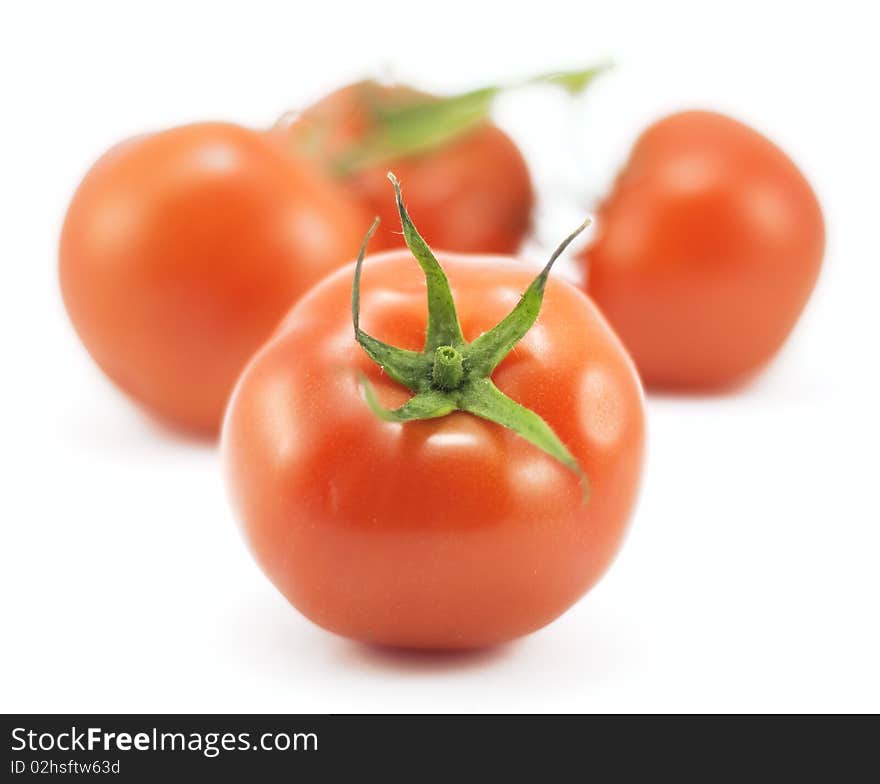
[580,111,825,390]
[271,80,534,254]
[222,222,645,649]
[60,122,369,434]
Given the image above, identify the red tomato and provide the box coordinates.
[60,122,369,434]
[580,111,825,390]
[222,248,644,649]
[272,81,534,254]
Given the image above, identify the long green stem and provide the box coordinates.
[334,64,609,175]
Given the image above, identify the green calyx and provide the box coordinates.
[352,173,590,495]
[334,64,610,175]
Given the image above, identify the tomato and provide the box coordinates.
[271,80,534,254]
[60,122,369,434]
[580,110,825,390]
[222,181,644,649]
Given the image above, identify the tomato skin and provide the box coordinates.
[222,250,645,649]
[581,111,825,390]
[60,122,369,434]
[273,81,534,254]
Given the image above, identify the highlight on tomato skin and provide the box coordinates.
[269,80,535,255]
[59,122,370,435]
[221,181,646,650]
[580,110,825,391]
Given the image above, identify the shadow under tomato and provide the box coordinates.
[643,370,760,400]
[142,410,217,447]
[337,640,515,674]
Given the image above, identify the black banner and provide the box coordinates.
[1,714,876,779]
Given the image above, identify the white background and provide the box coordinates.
[2,0,878,713]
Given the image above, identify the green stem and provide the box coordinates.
[432,346,464,390]
[333,64,610,175]
[353,173,591,498]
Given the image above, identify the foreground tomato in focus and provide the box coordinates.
[580,110,825,390]
[272,80,534,254]
[222,177,644,649]
[60,123,368,434]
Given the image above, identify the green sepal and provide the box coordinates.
[461,378,588,499]
[388,174,465,352]
[356,333,432,392]
[352,216,433,391]
[360,379,457,423]
[533,63,611,95]
[466,218,590,376]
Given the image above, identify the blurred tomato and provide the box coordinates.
[60,122,369,434]
[580,111,825,390]
[272,80,534,253]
